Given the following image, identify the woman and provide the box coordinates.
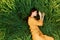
[28,8,54,40]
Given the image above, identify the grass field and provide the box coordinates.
[0,0,60,40]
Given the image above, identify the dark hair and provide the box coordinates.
[23,8,40,22]
[29,8,38,16]
[29,8,40,20]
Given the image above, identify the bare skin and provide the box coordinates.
[28,11,54,40]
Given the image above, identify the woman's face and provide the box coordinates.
[32,11,37,17]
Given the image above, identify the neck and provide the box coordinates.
[30,15,34,18]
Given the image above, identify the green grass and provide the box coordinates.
[0,0,60,40]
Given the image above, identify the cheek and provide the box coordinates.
[35,13,37,16]
[34,13,36,16]
[32,12,37,16]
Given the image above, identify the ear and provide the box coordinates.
[39,11,42,19]
[43,12,45,16]
[41,12,45,20]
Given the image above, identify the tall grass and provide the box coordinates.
[0,0,60,40]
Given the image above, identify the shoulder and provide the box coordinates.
[28,17,35,20]
[28,17,36,23]
[28,17,33,20]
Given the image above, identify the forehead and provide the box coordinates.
[33,11,37,12]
